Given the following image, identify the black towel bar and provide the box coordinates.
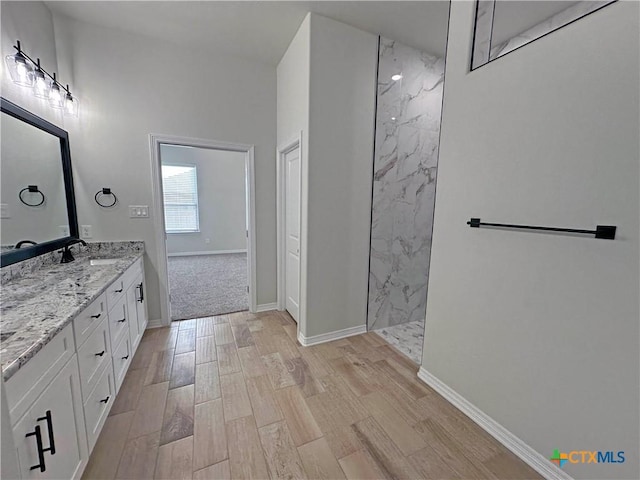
[467,218,616,240]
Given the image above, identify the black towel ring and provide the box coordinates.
[95,188,117,208]
[18,185,45,207]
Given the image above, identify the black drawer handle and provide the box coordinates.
[122,355,129,360]
[95,350,105,357]
[36,410,56,455]
[114,288,123,293]
[25,425,46,472]
[90,313,101,319]
[137,282,144,303]
[100,396,110,404]
[117,318,126,323]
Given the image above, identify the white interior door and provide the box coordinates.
[285,146,301,322]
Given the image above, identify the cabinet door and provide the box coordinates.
[13,357,88,480]
[126,282,141,350]
[133,273,148,337]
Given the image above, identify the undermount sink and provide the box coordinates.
[89,258,119,266]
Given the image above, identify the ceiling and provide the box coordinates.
[45,1,451,65]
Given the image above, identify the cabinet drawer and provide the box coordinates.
[83,362,115,452]
[105,277,126,312]
[112,334,131,393]
[5,324,76,425]
[77,318,111,398]
[107,295,128,349]
[73,293,106,348]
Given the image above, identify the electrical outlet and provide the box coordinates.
[59,225,70,236]
[205,238,210,244]
[81,225,93,238]
[0,204,9,219]
[129,205,149,218]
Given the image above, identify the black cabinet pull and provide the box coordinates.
[114,288,123,293]
[100,396,110,404]
[36,410,56,455]
[95,350,105,357]
[137,282,144,303]
[122,355,129,360]
[25,425,46,472]
[90,313,101,319]
[117,318,126,323]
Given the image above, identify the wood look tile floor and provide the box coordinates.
[83,311,541,480]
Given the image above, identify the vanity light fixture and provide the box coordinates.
[391,73,403,81]
[32,59,50,99]
[5,41,33,87]
[64,85,78,116]
[4,40,79,116]
[49,73,63,109]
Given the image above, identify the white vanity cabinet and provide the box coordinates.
[11,358,87,480]
[4,256,148,479]
[5,324,88,480]
[125,261,147,351]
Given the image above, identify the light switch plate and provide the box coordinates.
[0,204,10,219]
[59,225,70,236]
[129,205,149,218]
[81,225,93,238]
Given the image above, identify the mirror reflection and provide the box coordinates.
[472,0,616,70]
[1,111,68,249]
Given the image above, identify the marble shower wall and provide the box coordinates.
[367,37,444,330]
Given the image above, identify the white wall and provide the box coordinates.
[161,145,247,255]
[51,12,277,319]
[424,2,639,479]
[277,14,310,150]
[305,15,377,338]
[277,14,310,331]
[1,1,62,126]
[276,13,377,340]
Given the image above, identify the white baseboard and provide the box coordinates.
[256,302,278,313]
[298,324,367,347]
[146,318,166,329]
[167,249,247,257]
[417,368,572,480]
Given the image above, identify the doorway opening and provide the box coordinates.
[150,135,256,325]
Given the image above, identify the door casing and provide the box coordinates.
[149,134,257,326]
[276,132,304,328]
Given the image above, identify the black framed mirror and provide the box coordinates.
[471,0,617,70]
[1,97,79,267]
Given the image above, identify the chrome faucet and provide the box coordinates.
[60,239,87,263]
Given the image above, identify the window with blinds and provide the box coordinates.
[161,164,200,233]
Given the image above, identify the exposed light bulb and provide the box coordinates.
[33,72,49,98]
[64,92,76,116]
[63,84,78,117]
[17,61,29,81]
[391,74,403,81]
[49,83,63,108]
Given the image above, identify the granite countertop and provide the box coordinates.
[0,242,144,382]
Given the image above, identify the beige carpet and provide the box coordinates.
[168,253,248,321]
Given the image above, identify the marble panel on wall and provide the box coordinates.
[367,37,444,330]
